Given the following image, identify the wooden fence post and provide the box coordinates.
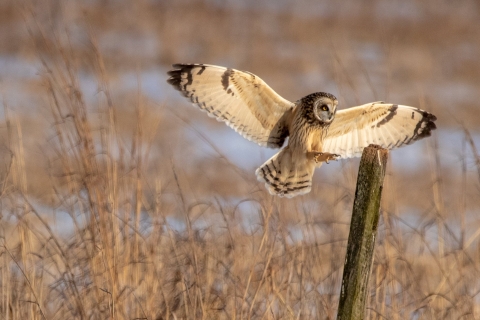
[336,144,388,320]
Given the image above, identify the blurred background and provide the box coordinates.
[1,0,480,319]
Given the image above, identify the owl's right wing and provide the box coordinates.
[322,102,437,158]
[167,64,295,148]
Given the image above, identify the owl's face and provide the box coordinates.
[313,96,338,124]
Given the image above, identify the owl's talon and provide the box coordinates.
[310,151,339,164]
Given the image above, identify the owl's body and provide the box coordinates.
[167,64,437,197]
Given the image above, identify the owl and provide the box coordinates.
[167,64,437,198]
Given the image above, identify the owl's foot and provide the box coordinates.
[309,151,340,164]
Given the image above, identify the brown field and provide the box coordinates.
[1,0,480,319]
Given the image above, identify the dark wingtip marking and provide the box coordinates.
[423,111,437,122]
[166,70,182,90]
[167,64,200,91]
[166,67,184,90]
[167,70,179,77]
[413,111,437,140]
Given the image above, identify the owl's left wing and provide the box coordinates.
[322,102,437,159]
[167,64,295,148]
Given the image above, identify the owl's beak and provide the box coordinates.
[330,104,338,121]
[329,112,335,121]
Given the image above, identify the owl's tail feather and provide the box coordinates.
[255,148,317,198]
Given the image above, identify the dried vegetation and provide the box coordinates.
[1,0,480,319]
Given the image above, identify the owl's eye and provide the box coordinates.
[321,105,329,111]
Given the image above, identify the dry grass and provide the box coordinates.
[1,1,480,319]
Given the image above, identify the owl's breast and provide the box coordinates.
[289,122,326,153]
[288,108,329,152]
[307,126,326,152]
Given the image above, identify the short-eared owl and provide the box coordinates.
[167,64,437,198]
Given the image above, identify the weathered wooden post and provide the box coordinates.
[337,144,388,320]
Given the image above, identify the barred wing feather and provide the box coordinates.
[167,64,294,148]
[322,102,437,159]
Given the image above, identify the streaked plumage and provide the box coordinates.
[167,63,437,197]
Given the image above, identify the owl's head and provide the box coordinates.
[301,92,338,124]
